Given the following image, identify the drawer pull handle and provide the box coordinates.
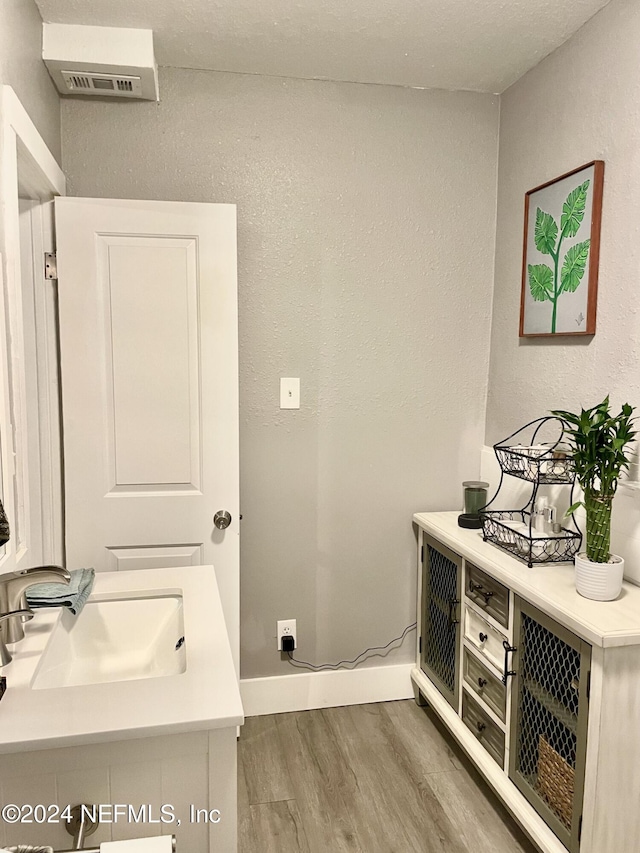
[469,580,494,605]
[478,632,488,643]
[502,639,517,686]
[476,721,486,734]
[448,598,460,626]
[477,677,488,688]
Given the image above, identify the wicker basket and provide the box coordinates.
[536,735,574,829]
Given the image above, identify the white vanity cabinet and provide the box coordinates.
[0,566,243,853]
[412,512,640,853]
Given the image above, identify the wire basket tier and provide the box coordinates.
[480,510,581,567]
[494,444,575,485]
[493,416,576,485]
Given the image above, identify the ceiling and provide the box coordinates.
[35,0,611,93]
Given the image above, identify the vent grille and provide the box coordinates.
[69,75,91,90]
[61,71,143,98]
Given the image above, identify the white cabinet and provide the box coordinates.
[412,511,640,853]
[0,730,237,852]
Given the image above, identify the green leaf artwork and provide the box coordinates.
[561,181,590,237]
[528,264,553,301]
[561,240,591,293]
[528,179,591,333]
[534,209,558,255]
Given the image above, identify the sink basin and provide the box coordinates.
[31,594,186,689]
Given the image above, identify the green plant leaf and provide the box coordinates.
[561,180,590,237]
[550,398,637,499]
[528,264,553,301]
[561,240,591,293]
[565,502,583,517]
[534,208,558,255]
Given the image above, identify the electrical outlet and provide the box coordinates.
[277,619,297,651]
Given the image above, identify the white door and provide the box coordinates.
[55,198,239,670]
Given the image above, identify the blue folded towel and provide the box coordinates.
[25,568,95,615]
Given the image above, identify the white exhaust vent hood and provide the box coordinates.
[43,24,159,101]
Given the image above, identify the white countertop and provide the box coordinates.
[414,511,640,648]
[0,565,244,754]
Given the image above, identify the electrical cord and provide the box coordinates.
[286,622,417,672]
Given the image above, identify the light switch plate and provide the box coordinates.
[280,377,300,409]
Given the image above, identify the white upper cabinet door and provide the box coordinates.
[55,198,239,671]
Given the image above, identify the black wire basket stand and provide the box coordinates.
[480,416,582,567]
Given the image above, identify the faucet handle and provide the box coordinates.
[0,609,34,667]
[0,565,69,585]
[0,607,35,637]
[0,608,35,624]
[4,567,69,645]
[15,565,70,580]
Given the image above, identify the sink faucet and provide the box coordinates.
[0,608,34,666]
[0,566,70,644]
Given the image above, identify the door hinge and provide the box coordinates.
[578,815,583,841]
[421,545,424,563]
[44,252,57,280]
[419,636,422,654]
[586,670,591,699]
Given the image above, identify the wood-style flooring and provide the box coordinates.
[238,699,538,853]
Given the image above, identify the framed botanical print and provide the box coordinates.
[519,160,604,337]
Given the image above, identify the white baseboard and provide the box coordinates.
[240,662,414,717]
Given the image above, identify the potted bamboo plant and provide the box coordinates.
[551,397,636,600]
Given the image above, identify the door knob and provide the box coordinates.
[213,510,232,530]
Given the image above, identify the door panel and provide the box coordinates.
[55,197,239,671]
[103,236,200,489]
[106,544,204,572]
[508,597,591,853]
[420,534,462,710]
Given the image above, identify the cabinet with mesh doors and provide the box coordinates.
[419,533,462,710]
[508,598,590,853]
[412,511,640,853]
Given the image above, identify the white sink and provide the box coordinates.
[0,566,242,754]
[31,594,186,689]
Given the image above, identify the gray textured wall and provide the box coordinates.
[0,0,60,160]
[61,67,499,678]
[486,0,640,444]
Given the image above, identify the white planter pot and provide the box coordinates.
[574,552,624,601]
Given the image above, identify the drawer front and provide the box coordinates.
[464,606,507,672]
[466,562,510,628]
[462,691,505,766]
[463,648,506,721]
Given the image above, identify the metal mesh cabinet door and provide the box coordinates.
[420,534,462,711]
[508,597,591,853]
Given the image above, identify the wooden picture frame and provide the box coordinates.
[519,160,604,337]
